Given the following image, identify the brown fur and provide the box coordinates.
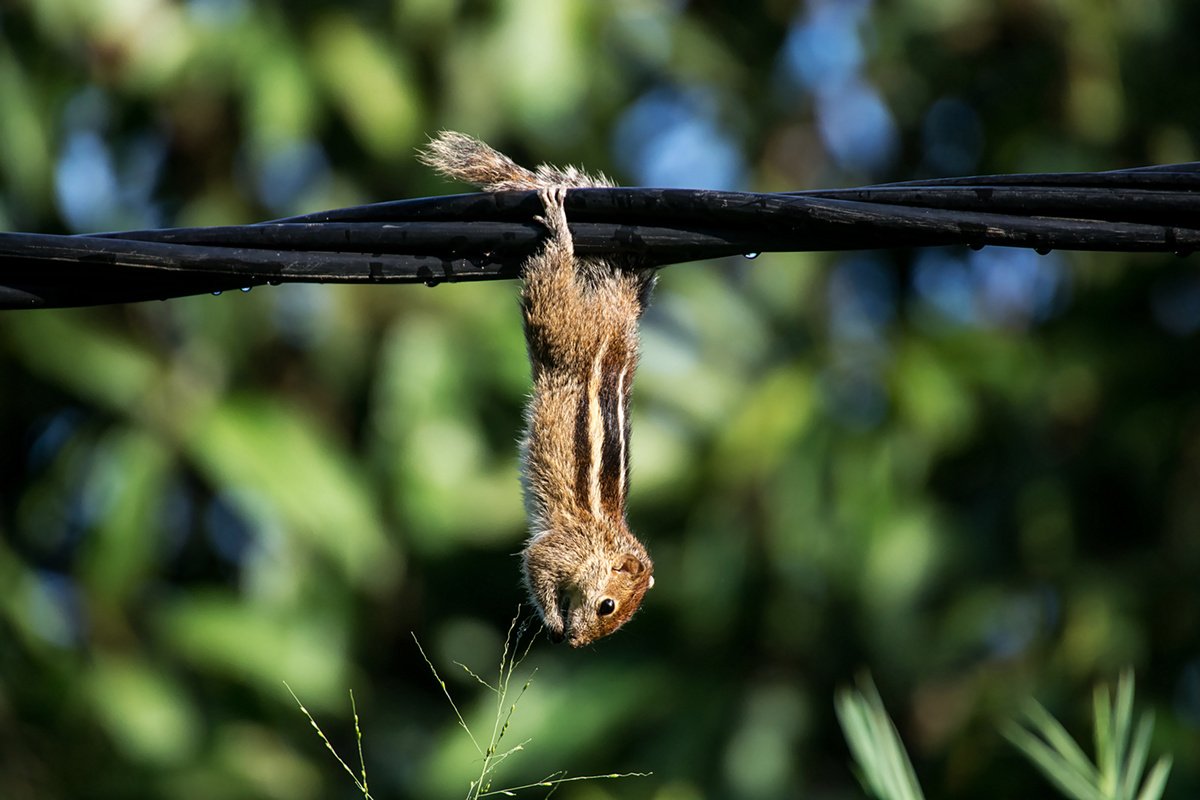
[419,132,655,646]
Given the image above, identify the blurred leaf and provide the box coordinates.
[311,13,420,160]
[157,591,347,703]
[892,340,976,451]
[0,46,52,219]
[862,506,943,612]
[2,311,158,411]
[86,655,201,765]
[213,724,324,800]
[81,425,172,603]
[0,540,76,654]
[184,394,397,587]
[715,365,817,479]
[240,19,319,148]
[723,683,808,797]
[371,314,524,552]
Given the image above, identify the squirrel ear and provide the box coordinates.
[614,555,644,575]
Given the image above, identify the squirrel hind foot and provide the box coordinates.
[534,186,571,241]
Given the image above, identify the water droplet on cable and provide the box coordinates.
[743,252,760,260]
[212,291,222,296]
[1035,247,1051,256]
[969,242,985,251]
[241,286,252,293]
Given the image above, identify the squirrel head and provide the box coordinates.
[522,518,654,647]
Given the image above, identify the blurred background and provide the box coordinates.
[2,0,1199,798]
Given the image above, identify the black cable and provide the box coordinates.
[2,162,1197,309]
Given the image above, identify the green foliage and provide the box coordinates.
[414,614,541,798]
[295,616,649,800]
[288,685,372,800]
[1004,672,1172,800]
[838,673,1173,800]
[836,677,925,800]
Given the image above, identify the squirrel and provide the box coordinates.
[419,132,656,646]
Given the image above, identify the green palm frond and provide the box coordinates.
[1003,671,1172,800]
[835,676,925,800]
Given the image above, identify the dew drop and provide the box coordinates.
[1035,247,1052,256]
[743,252,760,260]
[212,291,222,296]
[424,280,440,288]
[969,242,985,251]
[241,286,252,293]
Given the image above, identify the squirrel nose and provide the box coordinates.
[546,626,565,644]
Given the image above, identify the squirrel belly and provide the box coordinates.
[420,133,656,646]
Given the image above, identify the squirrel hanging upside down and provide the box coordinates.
[420,132,656,647]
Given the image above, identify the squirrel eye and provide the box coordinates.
[598,598,616,616]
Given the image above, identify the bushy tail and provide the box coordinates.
[418,131,614,191]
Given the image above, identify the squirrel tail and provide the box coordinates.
[418,131,614,191]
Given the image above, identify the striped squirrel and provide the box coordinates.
[420,132,656,646]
